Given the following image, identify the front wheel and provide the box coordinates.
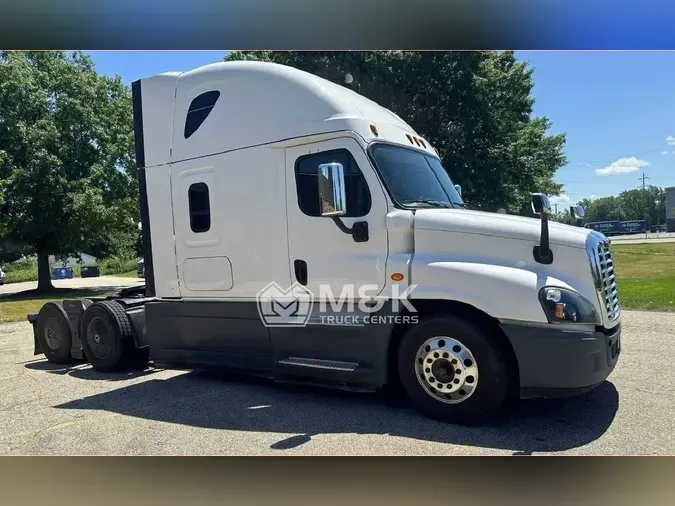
[397,316,513,425]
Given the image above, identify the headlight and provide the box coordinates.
[538,287,600,325]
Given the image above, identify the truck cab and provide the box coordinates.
[32,61,621,425]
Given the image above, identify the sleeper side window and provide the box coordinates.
[188,183,211,233]
[184,91,220,139]
[295,149,371,217]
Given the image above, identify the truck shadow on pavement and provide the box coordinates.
[52,368,619,454]
[25,361,157,381]
[0,284,143,301]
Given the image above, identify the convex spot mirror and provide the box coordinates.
[570,205,585,220]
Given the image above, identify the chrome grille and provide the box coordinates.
[596,242,620,322]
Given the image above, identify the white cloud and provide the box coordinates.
[549,194,570,204]
[667,135,675,145]
[662,151,670,155]
[595,157,649,176]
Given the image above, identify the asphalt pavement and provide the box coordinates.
[0,310,673,455]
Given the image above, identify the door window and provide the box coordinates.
[295,149,371,217]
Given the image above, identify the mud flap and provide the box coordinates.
[63,299,93,361]
[27,314,43,355]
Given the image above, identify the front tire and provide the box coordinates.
[397,316,512,425]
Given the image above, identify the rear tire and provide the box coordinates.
[80,300,133,372]
[37,302,74,365]
[397,315,512,425]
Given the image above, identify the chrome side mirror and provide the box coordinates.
[318,162,347,217]
[454,184,462,197]
[570,205,585,219]
[531,193,551,215]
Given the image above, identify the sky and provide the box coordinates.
[85,51,675,210]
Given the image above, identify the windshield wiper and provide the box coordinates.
[404,199,452,209]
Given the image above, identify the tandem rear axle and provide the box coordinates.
[27,286,153,369]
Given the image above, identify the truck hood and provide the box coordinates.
[413,209,592,249]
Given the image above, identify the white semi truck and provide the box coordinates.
[28,61,621,425]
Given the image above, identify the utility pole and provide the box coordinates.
[637,172,651,237]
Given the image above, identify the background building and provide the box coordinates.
[666,187,675,232]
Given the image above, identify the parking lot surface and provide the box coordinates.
[0,310,673,455]
[0,276,144,297]
[611,232,675,244]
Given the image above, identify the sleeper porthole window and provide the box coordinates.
[184,91,220,139]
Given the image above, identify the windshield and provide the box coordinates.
[369,144,465,209]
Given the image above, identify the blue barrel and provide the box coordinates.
[52,267,74,280]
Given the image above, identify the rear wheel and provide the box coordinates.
[80,300,134,372]
[37,302,74,364]
[397,315,512,425]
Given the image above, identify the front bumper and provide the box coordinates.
[499,320,621,399]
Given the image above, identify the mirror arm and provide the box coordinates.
[533,211,553,264]
[331,216,353,235]
[330,217,369,243]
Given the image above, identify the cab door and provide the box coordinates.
[284,136,389,299]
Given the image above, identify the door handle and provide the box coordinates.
[294,259,308,285]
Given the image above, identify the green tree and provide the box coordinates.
[0,52,138,291]
[550,208,577,226]
[576,187,666,229]
[579,196,625,224]
[225,51,567,212]
[618,186,665,228]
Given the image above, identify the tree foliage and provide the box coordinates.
[0,51,138,290]
[573,186,666,228]
[225,51,567,212]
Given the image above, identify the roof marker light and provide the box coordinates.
[370,124,379,136]
[406,134,414,144]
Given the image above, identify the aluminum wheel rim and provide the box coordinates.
[86,317,112,359]
[415,336,479,404]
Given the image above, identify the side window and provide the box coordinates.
[188,183,211,233]
[184,91,220,139]
[295,149,371,217]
